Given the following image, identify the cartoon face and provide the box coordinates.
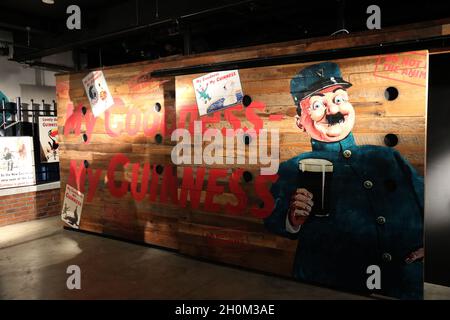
[296,85,355,142]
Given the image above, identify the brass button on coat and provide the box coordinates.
[377,216,386,225]
[343,150,352,159]
[364,180,374,189]
[382,253,393,262]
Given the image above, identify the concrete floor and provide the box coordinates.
[0,216,448,300]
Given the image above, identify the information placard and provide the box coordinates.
[0,137,36,189]
[61,184,84,229]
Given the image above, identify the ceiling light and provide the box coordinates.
[42,0,55,4]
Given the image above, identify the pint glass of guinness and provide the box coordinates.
[299,159,334,218]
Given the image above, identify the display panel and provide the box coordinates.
[58,50,427,299]
[0,136,36,189]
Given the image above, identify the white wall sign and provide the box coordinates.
[193,70,244,116]
[38,116,59,163]
[61,184,84,229]
[82,70,114,117]
[0,137,36,189]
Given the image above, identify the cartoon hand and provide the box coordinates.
[405,248,424,264]
[288,188,314,227]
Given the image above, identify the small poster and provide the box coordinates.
[61,184,84,229]
[193,70,244,116]
[82,70,114,117]
[38,116,59,163]
[0,137,36,189]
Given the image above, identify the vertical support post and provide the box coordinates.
[1,99,6,129]
[183,26,192,56]
[53,100,57,116]
[16,97,22,136]
[16,97,22,122]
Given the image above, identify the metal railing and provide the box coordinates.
[1,97,59,185]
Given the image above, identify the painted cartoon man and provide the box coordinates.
[264,62,424,299]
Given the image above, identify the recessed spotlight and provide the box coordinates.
[42,0,55,4]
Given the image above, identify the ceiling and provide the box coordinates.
[1,0,450,71]
[0,0,115,18]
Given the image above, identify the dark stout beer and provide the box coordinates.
[299,159,334,217]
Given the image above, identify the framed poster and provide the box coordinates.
[193,70,244,116]
[61,184,84,229]
[82,70,114,117]
[0,137,36,189]
[38,116,59,163]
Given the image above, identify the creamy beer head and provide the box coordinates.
[299,159,334,173]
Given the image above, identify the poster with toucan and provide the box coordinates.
[38,116,59,163]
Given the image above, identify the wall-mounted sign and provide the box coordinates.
[193,70,243,116]
[0,137,36,189]
[38,116,59,163]
[61,184,84,229]
[59,49,428,300]
[82,70,114,117]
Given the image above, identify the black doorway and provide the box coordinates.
[425,52,450,287]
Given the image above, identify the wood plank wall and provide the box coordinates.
[56,25,431,277]
[175,51,427,274]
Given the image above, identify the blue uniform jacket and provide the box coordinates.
[264,133,424,299]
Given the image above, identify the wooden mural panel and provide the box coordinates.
[174,51,427,280]
[57,42,428,298]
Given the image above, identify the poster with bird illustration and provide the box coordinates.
[61,184,84,229]
[193,70,244,116]
[38,116,59,163]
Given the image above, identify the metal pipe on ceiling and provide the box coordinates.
[150,35,450,77]
[12,18,174,62]
[23,61,75,73]
[178,0,255,20]
[12,0,256,62]
[0,22,49,35]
